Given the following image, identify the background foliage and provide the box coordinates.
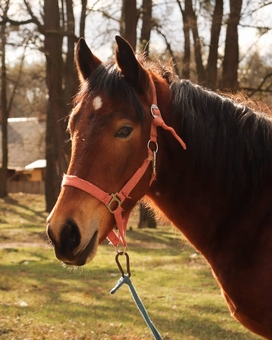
[1,0,272,205]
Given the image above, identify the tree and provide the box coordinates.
[139,0,157,229]
[221,0,243,90]
[139,0,152,55]
[0,4,8,198]
[0,0,41,198]
[239,51,272,104]
[206,0,224,89]
[120,0,137,50]
[1,0,272,206]
[174,0,260,92]
[185,0,206,84]
[43,0,68,211]
[24,0,87,211]
[119,0,157,228]
[175,0,224,87]
[176,0,191,79]
[8,62,47,119]
[64,0,78,107]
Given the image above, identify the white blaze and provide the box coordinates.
[93,96,103,110]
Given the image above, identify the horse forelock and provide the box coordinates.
[72,60,146,125]
[72,55,174,118]
[169,79,272,201]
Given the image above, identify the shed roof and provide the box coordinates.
[25,159,46,170]
[0,117,45,171]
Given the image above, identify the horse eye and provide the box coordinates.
[115,126,133,138]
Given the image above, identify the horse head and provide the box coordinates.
[46,36,163,265]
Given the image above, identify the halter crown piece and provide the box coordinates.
[61,78,186,248]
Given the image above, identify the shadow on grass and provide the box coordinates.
[0,257,261,340]
[172,313,260,340]
[2,194,47,224]
[125,228,194,252]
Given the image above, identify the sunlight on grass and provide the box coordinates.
[0,194,262,339]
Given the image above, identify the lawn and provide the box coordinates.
[0,194,262,340]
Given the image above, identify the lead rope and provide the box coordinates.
[110,252,162,340]
[62,79,186,339]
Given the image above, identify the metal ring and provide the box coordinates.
[115,244,127,254]
[147,140,158,153]
[150,104,161,118]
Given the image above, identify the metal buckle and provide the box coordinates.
[106,193,122,213]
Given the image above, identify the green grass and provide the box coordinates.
[0,194,262,339]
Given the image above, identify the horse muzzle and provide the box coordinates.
[46,218,99,266]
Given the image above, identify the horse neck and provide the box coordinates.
[147,126,272,265]
[145,81,230,259]
[147,148,224,256]
[147,77,272,260]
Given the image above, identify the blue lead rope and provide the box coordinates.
[110,252,162,340]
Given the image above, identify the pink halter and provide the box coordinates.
[61,79,186,247]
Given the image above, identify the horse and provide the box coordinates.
[46,35,272,339]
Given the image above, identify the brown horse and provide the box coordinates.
[47,36,272,339]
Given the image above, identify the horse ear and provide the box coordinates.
[75,38,102,83]
[115,35,148,93]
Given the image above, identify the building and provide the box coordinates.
[0,117,46,193]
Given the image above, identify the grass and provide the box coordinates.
[0,194,262,340]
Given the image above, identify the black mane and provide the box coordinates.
[170,79,272,199]
[76,57,272,201]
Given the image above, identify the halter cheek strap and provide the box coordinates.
[62,150,153,246]
[61,80,186,247]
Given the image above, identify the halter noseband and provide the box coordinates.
[61,79,186,247]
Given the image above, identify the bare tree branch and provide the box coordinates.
[246,72,272,96]
[7,47,27,114]
[154,26,179,75]
[23,0,44,34]
[239,23,271,32]
[0,18,33,25]
[250,1,272,14]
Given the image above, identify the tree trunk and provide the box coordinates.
[0,23,8,198]
[182,8,190,79]
[186,0,206,84]
[176,0,190,79]
[120,0,157,229]
[64,0,78,111]
[138,204,156,228]
[44,0,68,211]
[155,27,179,75]
[206,0,224,89]
[138,0,157,229]
[120,0,137,50]
[79,0,87,37]
[221,0,243,91]
[139,0,152,55]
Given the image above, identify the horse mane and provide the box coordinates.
[169,78,272,200]
[141,58,272,200]
[74,55,272,201]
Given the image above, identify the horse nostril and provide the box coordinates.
[46,219,82,262]
[60,219,81,251]
[46,224,56,246]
